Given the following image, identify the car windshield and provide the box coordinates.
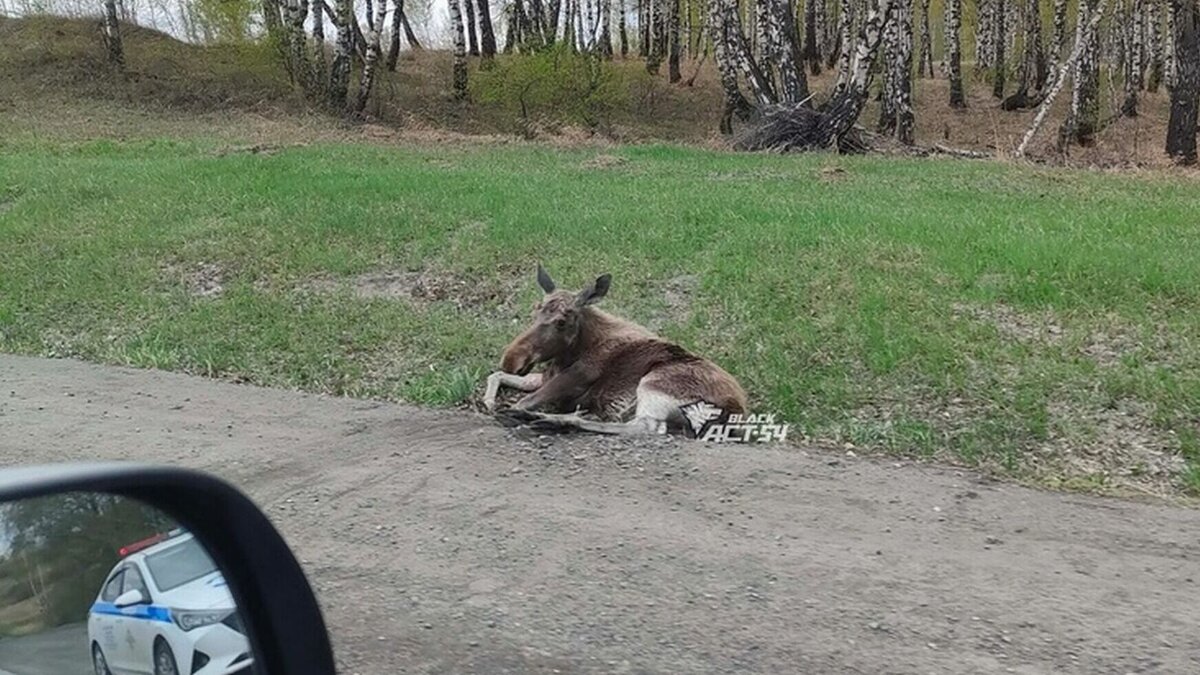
[144,537,219,592]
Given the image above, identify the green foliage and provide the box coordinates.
[0,495,175,635]
[186,0,259,43]
[470,46,654,133]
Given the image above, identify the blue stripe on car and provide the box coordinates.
[90,602,172,623]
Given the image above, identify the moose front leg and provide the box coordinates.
[483,372,543,412]
[511,364,596,414]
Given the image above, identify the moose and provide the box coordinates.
[483,265,748,436]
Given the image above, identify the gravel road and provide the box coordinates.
[1,354,1197,674]
[0,623,88,675]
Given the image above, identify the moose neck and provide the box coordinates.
[552,307,648,370]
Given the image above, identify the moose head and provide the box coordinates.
[500,265,611,375]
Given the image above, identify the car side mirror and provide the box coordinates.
[113,589,146,608]
[0,463,336,675]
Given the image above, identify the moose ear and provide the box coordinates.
[536,264,556,294]
[576,274,612,307]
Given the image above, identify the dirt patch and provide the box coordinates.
[952,302,1063,345]
[303,267,524,317]
[580,153,628,169]
[161,261,226,298]
[1079,328,1142,367]
[1038,398,1187,496]
[645,274,700,332]
[818,165,849,182]
[212,142,304,157]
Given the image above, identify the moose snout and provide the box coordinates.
[501,347,535,375]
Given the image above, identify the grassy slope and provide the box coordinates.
[2,137,1199,496]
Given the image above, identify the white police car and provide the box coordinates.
[87,529,253,675]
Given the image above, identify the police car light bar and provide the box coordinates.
[118,527,187,557]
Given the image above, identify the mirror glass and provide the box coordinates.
[0,493,255,675]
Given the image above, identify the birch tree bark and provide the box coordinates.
[978,0,995,68]
[1165,0,1178,85]
[775,0,809,99]
[893,0,915,142]
[946,0,966,106]
[1060,0,1102,146]
[450,0,469,98]
[993,0,1007,97]
[878,11,898,132]
[283,0,313,92]
[711,0,756,132]
[1148,0,1165,90]
[312,0,328,82]
[1004,0,1044,107]
[804,0,824,73]
[833,0,853,93]
[354,0,386,111]
[477,0,498,57]
[329,0,353,108]
[620,0,630,55]
[102,0,125,68]
[599,0,614,57]
[465,0,480,54]
[1016,0,1109,156]
[669,0,683,80]
[1166,0,1198,163]
[917,0,932,76]
[1123,0,1142,113]
[817,0,896,146]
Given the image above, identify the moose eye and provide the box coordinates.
[554,318,567,330]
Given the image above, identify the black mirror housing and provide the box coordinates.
[0,463,336,675]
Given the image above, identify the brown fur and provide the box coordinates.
[497,272,749,423]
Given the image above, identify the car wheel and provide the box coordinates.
[154,639,180,675]
[91,644,113,675]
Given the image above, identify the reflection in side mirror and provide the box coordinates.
[0,493,256,675]
[113,589,145,608]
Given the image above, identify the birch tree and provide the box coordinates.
[1123,0,1143,113]
[1003,0,1044,108]
[387,0,423,71]
[726,0,897,150]
[102,0,125,68]
[312,0,327,82]
[1060,0,1103,146]
[711,0,755,132]
[477,0,497,57]
[620,0,629,55]
[329,0,353,108]
[354,0,386,112]
[599,0,614,57]
[1166,0,1198,163]
[946,0,966,106]
[1165,0,1178,85]
[917,0,933,77]
[669,0,683,80]
[1147,0,1165,90]
[465,0,480,54]
[879,0,914,142]
[993,0,1007,97]
[1016,0,1109,156]
[833,0,853,93]
[804,0,824,74]
[1044,0,1069,96]
[450,0,469,98]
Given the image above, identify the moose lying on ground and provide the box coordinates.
[483,265,748,436]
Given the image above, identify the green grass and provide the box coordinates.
[2,137,1199,495]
